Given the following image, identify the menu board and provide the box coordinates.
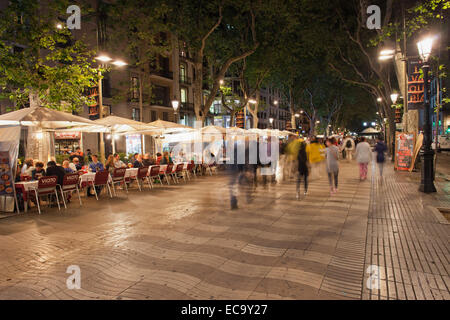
[0,151,14,196]
[395,132,415,171]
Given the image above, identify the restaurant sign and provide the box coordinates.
[407,59,424,110]
[395,132,415,171]
[54,132,81,140]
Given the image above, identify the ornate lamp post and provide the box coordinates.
[95,55,127,162]
[417,37,436,193]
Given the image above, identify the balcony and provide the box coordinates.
[149,70,173,80]
[180,102,194,112]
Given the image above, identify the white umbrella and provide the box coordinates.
[200,125,226,134]
[361,127,380,134]
[146,119,192,134]
[0,106,97,128]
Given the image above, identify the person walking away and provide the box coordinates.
[325,137,339,194]
[306,136,325,180]
[374,137,387,177]
[342,136,355,161]
[296,141,309,199]
[355,137,372,181]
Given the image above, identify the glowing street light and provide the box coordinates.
[390,93,399,104]
[273,100,278,105]
[371,122,376,126]
[379,48,395,61]
[95,55,113,63]
[377,97,382,102]
[219,79,224,85]
[112,60,127,67]
[417,37,434,62]
[363,122,367,126]
[295,113,300,118]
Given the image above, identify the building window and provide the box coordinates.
[131,77,139,99]
[180,88,187,103]
[132,108,140,121]
[162,112,169,121]
[180,63,187,80]
[151,110,157,121]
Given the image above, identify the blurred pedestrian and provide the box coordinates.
[374,137,387,177]
[306,136,325,180]
[296,141,309,199]
[355,137,372,181]
[325,137,339,194]
[342,136,355,161]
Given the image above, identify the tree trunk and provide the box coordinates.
[230,110,236,127]
[289,87,295,129]
[29,91,40,108]
[290,114,296,131]
[193,59,205,127]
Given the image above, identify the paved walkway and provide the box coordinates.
[0,159,448,300]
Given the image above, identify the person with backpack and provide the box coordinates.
[342,136,355,161]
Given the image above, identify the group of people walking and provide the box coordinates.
[292,135,387,198]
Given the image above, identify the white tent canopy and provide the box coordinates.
[361,127,380,134]
[0,106,97,128]
[145,119,192,134]
[60,115,157,133]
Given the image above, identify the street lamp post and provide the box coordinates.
[390,93,399,161]
[269,117,274,129]
[95,55,127,162]
[417,37,436,193]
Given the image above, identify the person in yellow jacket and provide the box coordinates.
[306,136,325,179]
[283,135,303,180]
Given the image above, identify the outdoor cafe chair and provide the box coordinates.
[205,162,217,176]
[148,165,163,187]
[110,168,128,196]
[59,173,82,208]
[136,167,151,191]
[89,170,113,200]
[173,163,185,183]
[28,175,61,214]
[160,164,174,185]
[183,163,193,181]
